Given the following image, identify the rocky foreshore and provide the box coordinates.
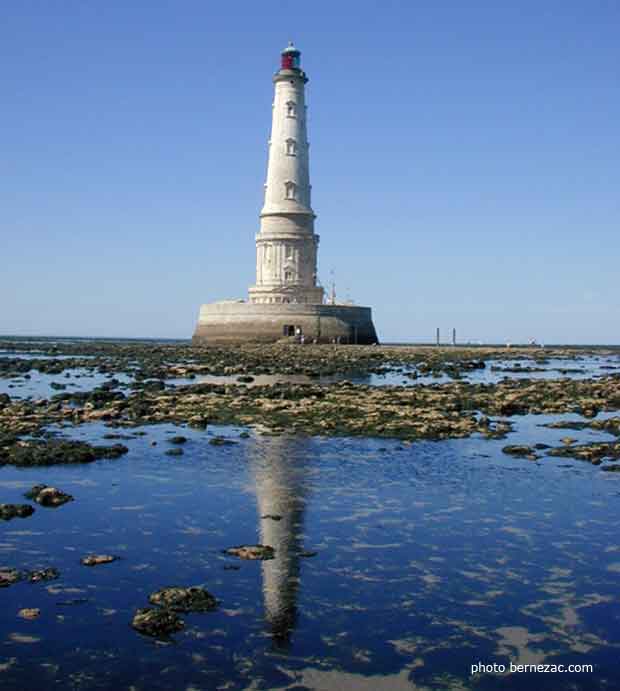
[2,373,620,445]
[1,339,620,654]
[1,341,619,463]
[2,339,618,382]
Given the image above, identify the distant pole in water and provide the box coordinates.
[436,327,440,346]
[452,328,456,346]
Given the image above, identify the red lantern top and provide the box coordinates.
[281,41,301,70]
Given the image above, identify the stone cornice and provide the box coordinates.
[273,69,308,84]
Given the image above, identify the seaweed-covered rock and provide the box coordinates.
[131,607,184,637]
[168,436,187,445]
[27,568,59,582]
[80,554,119,567]
[544,417,620,437]
[0,503,35,520]
[2,440,128,467]
[25,485,73,507]
[548,441,620,463]
[18,608,41,619]
[224,545,275,560]
[498,401,529,416]
[23,484,47,500]
[209,437,238,446]
[0,568,21,588]
[165,447,183,457]
[148,586,217,613]
[502,445,538,459]
[543,421,589,432]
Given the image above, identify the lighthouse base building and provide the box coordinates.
[193,43,378,345]
[193,301,377,345]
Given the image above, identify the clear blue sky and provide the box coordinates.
[2,1,618,343]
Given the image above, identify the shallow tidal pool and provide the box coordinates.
[1,419,619,690]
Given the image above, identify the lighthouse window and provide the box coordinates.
[285,101,296,117]
[284,181,296,200]
[284,270,293,282]
[285,138,297,156]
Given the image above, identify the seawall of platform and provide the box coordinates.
[192,301,378,345]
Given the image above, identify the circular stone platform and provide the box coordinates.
[192,301,378,345]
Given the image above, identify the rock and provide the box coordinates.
[0,503,35,520]
[18,608,41,620]
[560,437,578,445]
[80,554,119,567]
[25,485,73,507]
[224,545,275,560]
[237,375,255,383]
[27,568,59,582]
[165,447,184,456]
[209,437,238,446]
[3,440,128,467]
[23,484,47,500]
[462,360,486,370]
[502,445,538,458]
[239,431,251,438]
[168,435,187,445]
[548,441,620,463]
[261,514,282,521]
[188,417,208,429]
[0,568,21,588]
[299,551,318,558]
[131,607,184,637]
[148,586,217,613]
[498,402,528,416]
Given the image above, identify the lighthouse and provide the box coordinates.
[193,43,378,344]
[249,42,324,306]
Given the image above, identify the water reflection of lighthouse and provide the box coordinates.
[252,436,309,645]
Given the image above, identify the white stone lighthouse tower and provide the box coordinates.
[192,43,378,345]
[249,43,324,306]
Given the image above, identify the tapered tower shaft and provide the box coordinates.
[249,43,324,305]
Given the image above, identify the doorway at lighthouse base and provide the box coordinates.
[192,301,378,345]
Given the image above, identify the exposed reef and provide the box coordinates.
[0,504,35,520]
[0,345,619,455]
[25,484,73,507]
[148,586,217,612]
[225,545,276,560]
[1,439,128,467]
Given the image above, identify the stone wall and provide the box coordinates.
[192,301,378,345]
